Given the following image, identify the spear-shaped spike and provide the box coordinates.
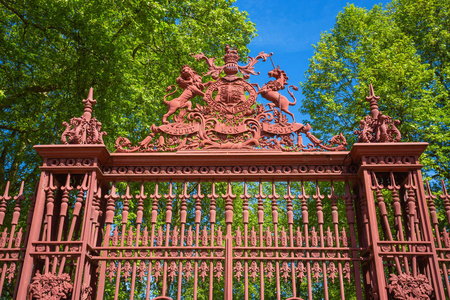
[268,181,279,200]
[366,84,380,120]
[257,181,266,199]
[387,171,400,191]
[441,180,449,199]
[313,181,324,200]
[425,180,436,200]
[1,181,11,201]
[165,181,175,199]
[61,173,74,193]
[46,173,57,191]
[222,181,236,199]
[151,181,162,200]
[122,182,132,200]
[208,181,219,200]
[243,182,251,199]
[404,172,417,190]
[196,182,204,199]
[371,171,384,191]
[82,87,97,121]
[328,180,339,200]
[284,181,294,200]
[299,181,310,200]
[182,181,190,199]
[136,182,147,200]
[16,181,24,199]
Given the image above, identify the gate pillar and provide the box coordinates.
[17,145,109,300]
[351,142,445,299]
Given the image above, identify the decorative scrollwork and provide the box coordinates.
[115,47,346,153]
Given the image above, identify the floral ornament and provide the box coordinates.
[123,261,132,281]
[213,261,224,282]
[249,261,260,282]
[234,261,244,282]
[387,273,433,300]
[265,262,275,282]
[106,263,117,282]
[280,261,291,283]
[168,261,178,282]
[153,261,163,282]
[137,261,147,282]
[199,261,209,282]
[312,262,322,283]
[183,261,193,281]
[327,262,338,283]
[296,262,307,283]
[28,271,73,300]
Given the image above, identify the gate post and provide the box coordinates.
[351,142,445,299]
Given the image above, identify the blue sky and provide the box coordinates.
[234,0,388,122]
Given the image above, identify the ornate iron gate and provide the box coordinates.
[0,47,447,299]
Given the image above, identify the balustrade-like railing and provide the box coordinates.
[0,141,446,299]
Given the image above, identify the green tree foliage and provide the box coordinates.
[301,1,450,180]
[0,0,256,191]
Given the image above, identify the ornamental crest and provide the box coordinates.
[115,46,347,152]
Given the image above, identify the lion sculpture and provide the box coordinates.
[162,65,207,124]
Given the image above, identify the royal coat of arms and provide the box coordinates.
[115,46,347,152]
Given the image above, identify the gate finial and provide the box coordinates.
[354,84,401,143]
[61,87,107,145]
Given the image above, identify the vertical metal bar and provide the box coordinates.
[299,181,312,300]
[193,182,204,300]
[269,182,281,300]
[16,171,49,300]
[52,174,72,274]
[314,182,328,300]
[73,172,94,300]
[242,182,250,300]
[0,181,21,297]
[162,182,174,296]
[388,172,409,272]
[177,182,189,300]
[130,183,146,300]
[96,183,118,300]
[114,183,131,300]
[208,182,218,300]
[344,181,363,300]
[223,181,235,300]
[328,182,345,299]
[146,182,161,300]
[256,182,265,300]
[414,171,446,299]
[371,172,402,274]
[59,174,89,274]
[405,172,418,276]
[285,182,297,298]
[362,169,388,298]
[44,173,57,273]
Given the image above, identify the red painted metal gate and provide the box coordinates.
[0,48,447,299]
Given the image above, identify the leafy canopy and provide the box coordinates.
[0,0,256,191]
[301,1,450,180]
